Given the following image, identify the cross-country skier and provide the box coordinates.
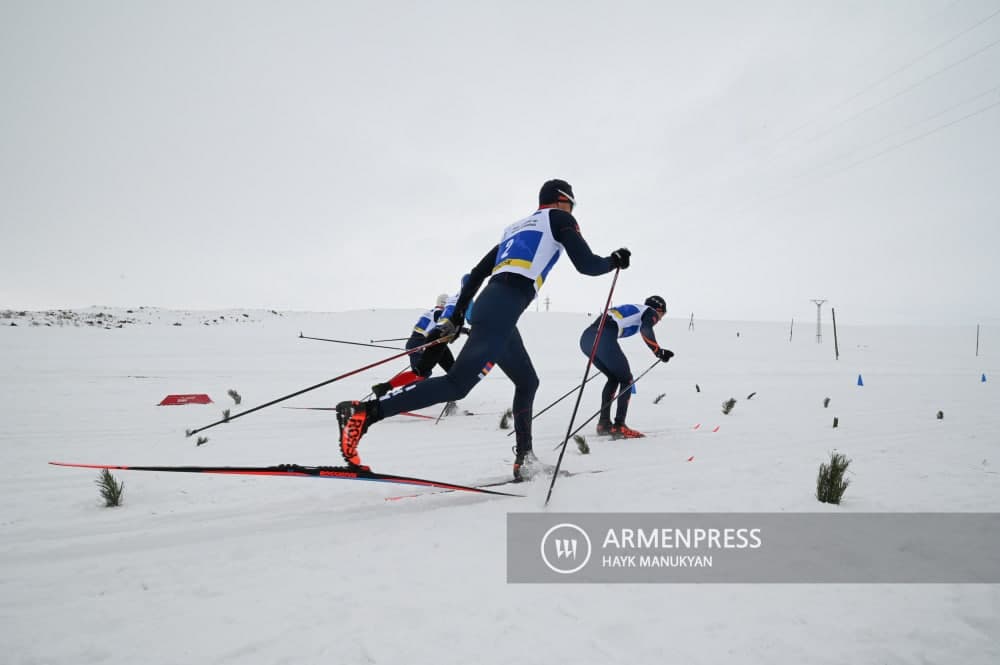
[581,295,673,439]
[371,293,457,398]
[335,179,631,480]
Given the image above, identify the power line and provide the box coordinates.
[668,89,1000,222]
[691,4,1000,183]
[802,33,1000,147]
[815,95,1000,182]
[728,86,1000,213]
[666,6,1000,212]
[740,95,1000,218]
[784,4,1000,144]
[651,3,980,203]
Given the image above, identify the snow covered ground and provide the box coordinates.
[1,306,998,664]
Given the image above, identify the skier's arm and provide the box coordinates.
[549,210,616,276]
[443,245,497,327]
[639,308,661,353]
[641,308,675,362]
[438,293,459,323]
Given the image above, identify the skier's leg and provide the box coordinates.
[494,327,539,456]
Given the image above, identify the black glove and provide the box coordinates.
[459,326,472,336]
[433,315,465,342]
[435,320,456,339]
[610,248,631,269]
[655,348,674,363]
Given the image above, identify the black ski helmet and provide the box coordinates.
[539,179,575,207]
[645,295,667,314]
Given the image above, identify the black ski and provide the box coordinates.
[49,461,524,497]
[385,469,605,501]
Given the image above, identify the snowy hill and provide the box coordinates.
[1,305,287,329]
[1,307,997,664]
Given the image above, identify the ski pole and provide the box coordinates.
[370,337,409,343]
[299,333,403,351]
[546,269,620,506]
[434,402,450,424]
[185,336,450,438]
[550,360,661,450]
[433,397,463,423]
[506,373,601,437]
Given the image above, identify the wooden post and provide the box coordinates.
[832,308,840,360]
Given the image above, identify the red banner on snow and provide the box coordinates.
[158,394,213,406]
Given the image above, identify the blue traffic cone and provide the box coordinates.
[857,374,864,386]
[983,373,988,383]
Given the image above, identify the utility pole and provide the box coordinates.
[811,299,827,343]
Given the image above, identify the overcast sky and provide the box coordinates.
[2,0,998,325]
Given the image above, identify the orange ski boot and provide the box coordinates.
[610,423,645,440]
[335,400,376,469]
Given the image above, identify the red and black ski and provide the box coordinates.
[49,461,524,497]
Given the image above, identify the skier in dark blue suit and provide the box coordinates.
[335,179,631,480]
[580,296,673,439]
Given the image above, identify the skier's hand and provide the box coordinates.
[610,248,631,269]
[655,348,674,363]
[434,320,456,340]
[435,315,465,343]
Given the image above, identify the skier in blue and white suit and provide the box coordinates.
[401,278,477,388]
[336,179,631,480]
[407,293,452,370]
[370,293,456,398]
[580,296,673,439]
